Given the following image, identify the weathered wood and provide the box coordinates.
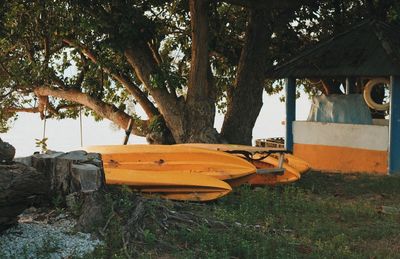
[0,163,49,232]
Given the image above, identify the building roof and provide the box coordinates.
[266,20,400,78]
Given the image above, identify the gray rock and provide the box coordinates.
[14,156,33,167]
[0,138,16,163]
[71,164,103,193]
[59,150,88,161]
[76,191,107,232]
[0,163,49,233]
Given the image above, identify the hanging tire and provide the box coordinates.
[363,78,390,111]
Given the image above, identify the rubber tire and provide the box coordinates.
[363,78,390,111]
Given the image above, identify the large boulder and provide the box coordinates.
[0,163,49,232]
[0,138,16,163]
[2,150,106,233]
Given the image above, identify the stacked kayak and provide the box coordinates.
[178,143,310,186]
[84,145,257,201]
[106,169,232,201]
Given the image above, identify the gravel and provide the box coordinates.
[0,209,102,258]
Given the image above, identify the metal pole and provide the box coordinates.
[389,76,400,174]
[285,77,296,152]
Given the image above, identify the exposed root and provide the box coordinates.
[99,187,229,256]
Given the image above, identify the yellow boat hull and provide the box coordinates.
[84,144,256,181]
[178,143,309,185]
[106,168,232,201]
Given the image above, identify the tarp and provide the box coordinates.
[307,94,372,124]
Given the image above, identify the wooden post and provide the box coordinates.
[389,76,400,174]
[123,118,134,145]
[285,78,296,152]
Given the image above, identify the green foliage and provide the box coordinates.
[35,137,48,153]
[1,0,400,133]
[148,115,164,133]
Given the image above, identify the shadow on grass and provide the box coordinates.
[297,171,400,200]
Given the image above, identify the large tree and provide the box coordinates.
[3,0,395,144]
[0,0,304,144]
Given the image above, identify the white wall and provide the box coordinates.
[293,121,389,151]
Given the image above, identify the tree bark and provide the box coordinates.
[124,1,219,143]
[124,46,187,143]
[221,9,268,145]
[185,0,218,143]
[33,86,149,136]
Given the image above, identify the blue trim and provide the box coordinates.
[285,78,296,152]
[389,76,400,174]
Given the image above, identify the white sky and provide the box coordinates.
[1,91,311,157]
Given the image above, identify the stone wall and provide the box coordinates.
[1,150,106,233]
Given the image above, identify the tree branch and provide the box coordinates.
[222,0,309,9]
[147,41,163,65]
[0,61,14,78]
[6,107,40,113]
[33,86,149,136]
[62,38,159,118]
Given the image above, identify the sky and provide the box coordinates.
[1,91,311,157]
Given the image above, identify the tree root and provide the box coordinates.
[100,188,229,256]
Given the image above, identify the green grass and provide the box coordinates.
[89,172,400,258]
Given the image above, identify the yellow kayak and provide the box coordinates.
[84,144,256,181]
[178,143,310,185]
[106,168,232,201]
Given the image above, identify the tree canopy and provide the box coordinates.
[0,0,399,144]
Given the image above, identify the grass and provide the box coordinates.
[88,171,400,258]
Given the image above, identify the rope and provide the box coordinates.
[79,106,83,147]
[42,105,47,140]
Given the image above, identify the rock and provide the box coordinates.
[0,138,16,163]
[1,150,107,233]
[14,156,33,167]
[71,164,103,193]
[0,163,49,233]
[29,150,104,197]
[76,191,108,233]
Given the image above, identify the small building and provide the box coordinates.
[266,20,400,175]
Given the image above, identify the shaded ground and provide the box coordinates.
[88,171,400,258]
[0,208,101,258]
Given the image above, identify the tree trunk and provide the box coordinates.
[125,0,219,144]
[185,0,219,143]
[221,9,268,145]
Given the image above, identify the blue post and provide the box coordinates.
[389,76,400,174]
[285,78,296,152]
